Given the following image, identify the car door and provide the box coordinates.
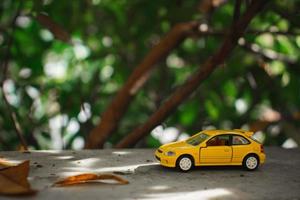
[200,134,232,164]
[231,134,251,163]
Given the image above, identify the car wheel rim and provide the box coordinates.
[246,157,258,169]
[179,157,192,171]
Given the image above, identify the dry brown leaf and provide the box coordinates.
[0,159,15,169]
[0,160,36,196]
[36,13,71,43]
[54,173,129,187]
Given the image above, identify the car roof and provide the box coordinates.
[202,129,252,137]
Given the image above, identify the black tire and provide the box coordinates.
[176,155,194,172]
[243,154,259,171]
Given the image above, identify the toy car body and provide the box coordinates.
[155,129,266,172]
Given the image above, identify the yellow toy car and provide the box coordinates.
[155,129,266,172]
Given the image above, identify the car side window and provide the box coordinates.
[232,135,250,145]
[207,135,230,146]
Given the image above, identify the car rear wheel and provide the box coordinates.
[243,155,259,171]
[176,156,193,172]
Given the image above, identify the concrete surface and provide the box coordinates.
[0,147,299,200]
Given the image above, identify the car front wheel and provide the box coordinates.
[176,156,193,172]
[243,155,259,171]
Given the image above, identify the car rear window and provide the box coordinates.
[232,135,250,145]
[250,135,262,144]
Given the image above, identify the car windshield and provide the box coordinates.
[186,133,209,146]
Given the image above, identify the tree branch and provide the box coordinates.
[190,29,299,37]
[0,1,28,151]
[280,122,300,145]
[271,4,300,28]
[232,0,242,26]
[116,0,269,148]
[240,41,297,64]
[35,13,71,44]
[86,21,200,148]
[249,118,300,146]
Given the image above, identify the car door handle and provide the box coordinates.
[224,149,229,152]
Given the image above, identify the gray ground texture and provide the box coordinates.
[0,147,299,200]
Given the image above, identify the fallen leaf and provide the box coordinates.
[0,160,36,196]
[0,159,15,169]
[54,173,129,187]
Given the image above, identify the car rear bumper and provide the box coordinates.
[259,153,266,164]
[155,149,176,168]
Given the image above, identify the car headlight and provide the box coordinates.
[165,151,176,156]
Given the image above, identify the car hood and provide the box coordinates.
[159,141,191,151]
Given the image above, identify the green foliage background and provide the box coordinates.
[1,0,300,150]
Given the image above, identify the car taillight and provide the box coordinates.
[261,145,264,153]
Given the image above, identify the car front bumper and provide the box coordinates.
[155,149,177,168]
